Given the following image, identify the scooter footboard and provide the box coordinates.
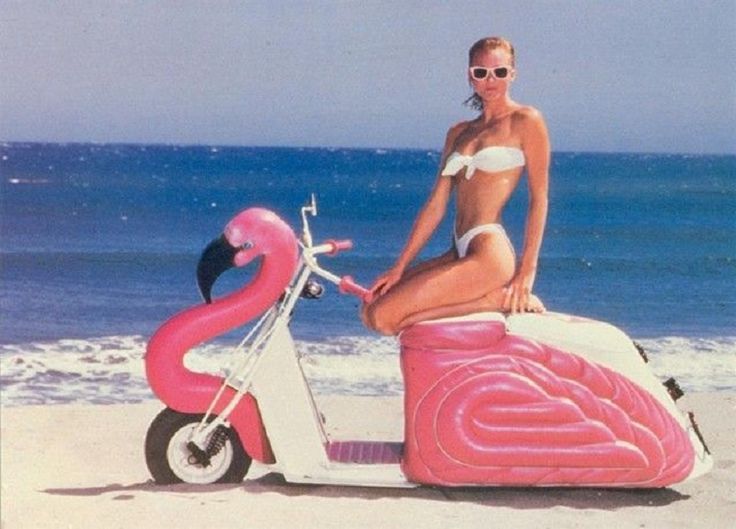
[399,313,695,487]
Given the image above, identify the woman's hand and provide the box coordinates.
[370,265,405,299]
[503,265,544,313]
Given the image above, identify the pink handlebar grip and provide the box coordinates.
[326,239,353,256]
[339,276,373,303]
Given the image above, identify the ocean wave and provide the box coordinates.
[0,334,733,407]
[6,177,51,185]
[637,336,736,392]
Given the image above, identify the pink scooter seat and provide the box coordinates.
[399,312,695,487]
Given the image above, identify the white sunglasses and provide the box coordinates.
[469,66,513,81]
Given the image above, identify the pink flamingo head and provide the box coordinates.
[197,207,298,303]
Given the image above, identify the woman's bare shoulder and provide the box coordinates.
[444,119,475,148]
[447,119,474,137]
[513,105,550,155]
[512,105,545,123]
[511,105,548,140]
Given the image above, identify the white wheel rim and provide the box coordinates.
[167,422,235,484]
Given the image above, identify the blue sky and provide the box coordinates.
[1,0,734,153]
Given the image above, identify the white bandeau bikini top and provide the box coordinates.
[441,146,525,179]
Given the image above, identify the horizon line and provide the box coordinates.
[1,139,734,158]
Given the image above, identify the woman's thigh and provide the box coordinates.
[366,231,514,333]
[402,248,456,280]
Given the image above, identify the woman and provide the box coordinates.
[362,36,549,336]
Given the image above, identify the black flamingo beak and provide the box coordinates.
[197,234,239,303]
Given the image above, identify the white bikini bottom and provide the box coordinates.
[454,223,515,259]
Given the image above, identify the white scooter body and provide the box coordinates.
[250,321,414,487]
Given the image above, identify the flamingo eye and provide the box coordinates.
[241,241,254,250]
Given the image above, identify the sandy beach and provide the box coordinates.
[1,393,734,529]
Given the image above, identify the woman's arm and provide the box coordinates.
[505,108,550,312]
[393,174,452,270]
[370,124,463,297]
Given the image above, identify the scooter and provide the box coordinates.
[144,196,712,488]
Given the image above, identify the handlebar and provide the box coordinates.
[307,239,353,257]
[301,238,373,303]
[339,276,374,303]
[326,239,353,256]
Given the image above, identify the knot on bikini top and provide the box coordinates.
[441,146,525,179]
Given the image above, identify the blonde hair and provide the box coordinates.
[464,37,516,112]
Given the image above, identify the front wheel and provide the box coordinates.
[145,407,251,484]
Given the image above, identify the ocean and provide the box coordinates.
[1,142,734,405]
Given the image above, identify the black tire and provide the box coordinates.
[145,407,251,484]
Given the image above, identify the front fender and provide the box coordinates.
[226,391,275,464]
[167,388,275,464]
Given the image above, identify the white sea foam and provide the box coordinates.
[6,177,51,185]
[0,334,733,407]
[637,336,736,392]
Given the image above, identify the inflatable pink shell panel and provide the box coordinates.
[400,319,695,487]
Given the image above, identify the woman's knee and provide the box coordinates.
[362,301,400,336]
